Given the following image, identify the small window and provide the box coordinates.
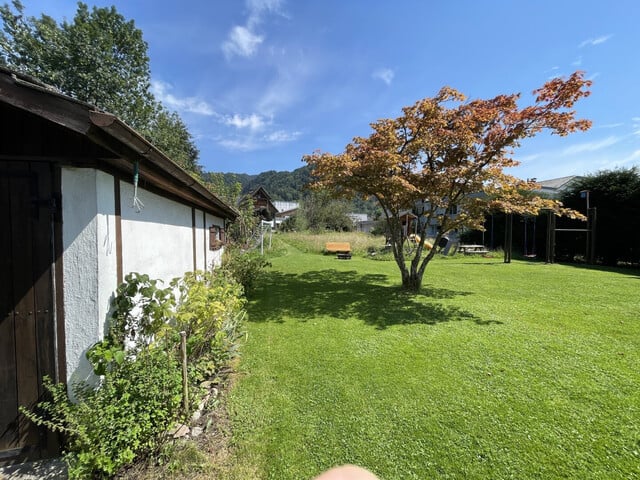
[209,225,224,250]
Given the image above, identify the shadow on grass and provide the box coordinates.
[249,269,500,329]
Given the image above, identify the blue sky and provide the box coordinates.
[22,0,640,178]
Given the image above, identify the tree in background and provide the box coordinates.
[560,167,640,266]
[297,190,353,232]
[305,72,591,291]
[204,173,259,246]
[0,0,200,174]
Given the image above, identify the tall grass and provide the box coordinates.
[278,231,386,256]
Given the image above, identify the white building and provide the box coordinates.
[0,67,237,462]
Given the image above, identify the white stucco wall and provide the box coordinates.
[61,168,117,387]
[61,169,227,388]
[120,181,194,280]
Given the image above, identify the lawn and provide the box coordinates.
[226,235,640,479]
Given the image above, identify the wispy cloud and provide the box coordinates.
[222,26,263,58]
[264,129,300,142]
[572,56,582,67]
[579,34,613,48]
[562,136,621,155]
[217,128,301,151]
[372,68,395,85]
[597,122,624,129]
[246,0,287,28]
[224,113,269,131]
[622,149,640,164]
[151,80,215,115]
[222,0,286,59]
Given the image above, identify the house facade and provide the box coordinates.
[0,67,237,462]
[251,186,277,221]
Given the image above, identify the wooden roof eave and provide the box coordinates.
[88,112,238,220]
[0,68,238,220]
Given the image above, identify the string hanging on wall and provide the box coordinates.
[132,160,144,212]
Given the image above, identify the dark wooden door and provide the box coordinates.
[0,161,57,461]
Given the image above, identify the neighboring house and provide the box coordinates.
[273,201,299,227]
[347,213,375,233]
[534,176,582,198]
[0,67,237,462]
[273,200,299,213]
[275,207,298,227]
[405,203,461,241]
[251,186,277,221]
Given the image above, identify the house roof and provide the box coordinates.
[535,175,582,197]
[274,201,299,212]
[0,66,238,220]
[251,186,271,198]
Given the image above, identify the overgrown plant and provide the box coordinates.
[23,349,182,479]
[222,246,271,294]
[22,270,246,479]
[172,270,246,382]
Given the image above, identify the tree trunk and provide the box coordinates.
[401,270,423,291]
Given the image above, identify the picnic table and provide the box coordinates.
[458,244,489,255]
[325,242,352,260]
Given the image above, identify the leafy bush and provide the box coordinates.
[222,246,271,294]
[23,270,246,478]
[24,349,182,479]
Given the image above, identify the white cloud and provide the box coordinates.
[572,56,582,67]
[623,150,640,163]
[222,0,286,59]
[247,0,286,28]
[264,129,300,142]
[225,113,269,130]
[222,26,264,58]
[151,80,215,115]
[372,68,395,85]
[217,128,301,151]
[562,136,621,155]
[579,34,613,48]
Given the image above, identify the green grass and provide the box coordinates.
[226,235,640,479]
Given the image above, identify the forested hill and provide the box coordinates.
[204,165,312,201]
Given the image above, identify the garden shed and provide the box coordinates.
[0,67,237,462]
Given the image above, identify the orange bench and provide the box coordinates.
[325,242,352,259]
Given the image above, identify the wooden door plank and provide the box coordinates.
[0,169,19,452]
[31,162,56,388]
[8,162,40,448]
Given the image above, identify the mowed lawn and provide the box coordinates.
[226,239,640,479]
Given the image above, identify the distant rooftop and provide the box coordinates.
[535,175,582,197]
[274,201,299,212]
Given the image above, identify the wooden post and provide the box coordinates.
[180,331,189,413]
[503,213,513,263]
[588,207,597,264]
[545,211,556,264]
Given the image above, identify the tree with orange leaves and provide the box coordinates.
[304,72,592,291]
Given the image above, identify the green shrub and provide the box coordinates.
[24,348,182,479]
[222,246,271,294]
[22,269,246,478]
